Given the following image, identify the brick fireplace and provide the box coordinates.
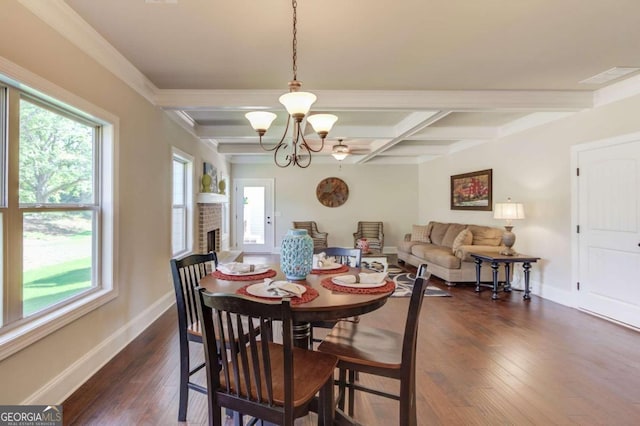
[198,202,222,254]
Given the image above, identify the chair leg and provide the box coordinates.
[211,404,222,426]
[318,378,335,426]
[347,370,356,417]
[178,345,189,421]
[337,368,347,411]
[399,377,417,426]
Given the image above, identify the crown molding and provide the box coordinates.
[593,73,640,107]
[18,0,158,104]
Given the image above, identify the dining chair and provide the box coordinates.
[310,247,362,345]
[170,253,218,421]
[293,221,328,250]
[317,264,430,426]
[195,289,338,426]
[353,221,384,252]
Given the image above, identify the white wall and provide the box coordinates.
[418,93,640,306]
[232,164,419,251]
[0,2,227,403]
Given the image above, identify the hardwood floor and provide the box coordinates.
[63,259,640,425]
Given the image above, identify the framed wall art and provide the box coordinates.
[450,169,492,211]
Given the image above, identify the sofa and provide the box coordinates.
[397,221,509,285]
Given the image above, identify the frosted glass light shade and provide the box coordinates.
[493,202,525,220]
[279,91,317,116]
[245,111,277,131]
[307,114,338,134]
[332,144,350,161]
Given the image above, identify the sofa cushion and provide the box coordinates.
[398,240,425,253]
[451,229,473,253]
[411,244,461,269]
[429,222,449,246]
[468,225,504,246]
[411,224,430,243]
[441,223,467,248]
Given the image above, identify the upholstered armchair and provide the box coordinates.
[292,221,328,250]
[353,221,384,252]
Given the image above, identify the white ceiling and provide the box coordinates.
[26,0,640,164]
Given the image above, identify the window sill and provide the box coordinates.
[0,287,118,362]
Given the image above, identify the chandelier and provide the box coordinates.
[245,0,338,168]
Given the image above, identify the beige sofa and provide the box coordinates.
[398,221,509,285]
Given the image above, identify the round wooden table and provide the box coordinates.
[200,265,393,348]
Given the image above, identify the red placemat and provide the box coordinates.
[236,284,319,305]
[311,264,350,275]
[212,269,277,281]
[320,277,396,294]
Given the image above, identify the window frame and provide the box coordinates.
[0,62,118,362]
[171,147,194,257]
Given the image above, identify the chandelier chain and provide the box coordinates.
[292,0,297,81]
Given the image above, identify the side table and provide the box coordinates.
[470,251,540,300]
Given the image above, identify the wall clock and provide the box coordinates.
[316,177,349,208]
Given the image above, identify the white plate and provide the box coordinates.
[246,282,307,298]
[331,276,389,288]
[217,265,270,276]
[313,263,344,270]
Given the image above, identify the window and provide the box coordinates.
[0,69,116,360]
[172,148,193,256]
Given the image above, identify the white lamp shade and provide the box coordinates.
[245,111,277,131]
[307,114,338,134]
[331,144,350,161]
[278,91,317,116]
[493,202,525,220]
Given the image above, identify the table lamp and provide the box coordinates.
[493,198,525,256]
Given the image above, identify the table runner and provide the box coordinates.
[236,284,319,305]
[311,264,350,275]
[212,269,277,281]
[320,277,396,294]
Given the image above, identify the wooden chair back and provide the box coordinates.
[314,247,362,267]
[196,290,295,424]
[403,265,429,376]
[170,253,218,335]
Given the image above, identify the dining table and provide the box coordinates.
[199,263,395,349]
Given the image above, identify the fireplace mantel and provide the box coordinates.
[197,192,228,204]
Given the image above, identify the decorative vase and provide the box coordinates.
[280,229,314,280]
[218,178,226,195]
[201,174,212,193]
[357,238,370,254]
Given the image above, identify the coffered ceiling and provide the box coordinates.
[22,0,640,164]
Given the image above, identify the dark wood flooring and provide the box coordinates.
[63,258,640,425]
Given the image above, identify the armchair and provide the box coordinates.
[293,221,328,250]
[353,221,384,252]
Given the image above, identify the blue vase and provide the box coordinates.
[280,229,314,280]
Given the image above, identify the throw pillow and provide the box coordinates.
[411,225,430,242]
[451,229,473,253]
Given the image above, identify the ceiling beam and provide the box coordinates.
[155,89,593,112]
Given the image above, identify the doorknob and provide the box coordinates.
[267,216,272,225]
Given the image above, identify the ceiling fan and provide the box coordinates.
[331,139,369,161]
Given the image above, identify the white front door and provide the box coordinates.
[577,138,640,328]
[234,179,275,253]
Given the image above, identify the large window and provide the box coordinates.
[172,148,193,257]
[0,71,116,360]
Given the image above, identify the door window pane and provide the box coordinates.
[19,99,95,205]
[23,211,94,316]
[243,187,265,244]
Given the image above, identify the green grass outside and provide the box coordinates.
[23,257,92,315]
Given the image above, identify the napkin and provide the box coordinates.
[312,252,337,268]
[334,272,387,285]
[264,279,304,296]
[217,262,265,274]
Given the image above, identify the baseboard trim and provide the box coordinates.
[22,291,175,405]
